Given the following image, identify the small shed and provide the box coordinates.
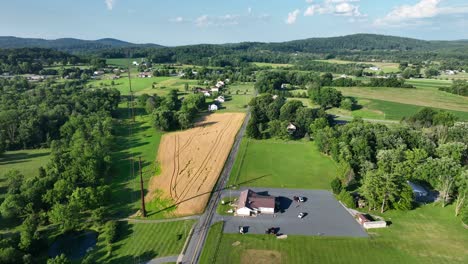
[287,123,297,134]
[215,96,225,103]
[208,104,218,112]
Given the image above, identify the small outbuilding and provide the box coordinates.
[287,123,297,134]
[208,104,218,112]
[215,96,225,103]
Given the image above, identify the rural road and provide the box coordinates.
[180,110,251,264]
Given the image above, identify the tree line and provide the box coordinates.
[0,82,121,263]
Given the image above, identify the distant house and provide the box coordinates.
[215,96,225,103]
[445,70,456,75]
[138,72,152,78]
[132,61,139,66]
[407,181,428,198]
[281,83,288,89]
[287,123,297,134]
[93,70,105,76]
[369,66,380,71]
[272,95,279,100]
[236,189,276,216]
[211,87,220,93]
[215,81,225,88]
[208,104,218,111]
[204,92,212,97]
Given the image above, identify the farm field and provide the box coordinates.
[89,220,195,263]
[253,62,293,68]
[0,149,51,200]
[107,104,167,219]
[147,113,246,216]
[329,98,468,121]
[217,83,255,112]
[88,76,197,95]
[228,139,337,190]
[201,205,468,264]
[335,85,468,112]
[106,58,146,68]
[316,59,400,73]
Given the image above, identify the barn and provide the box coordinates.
[236,189,276,216]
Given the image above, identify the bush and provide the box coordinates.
[331,178,342,195]
[462,206,468,226]
[104,221,117,244]
[338,190,356,209]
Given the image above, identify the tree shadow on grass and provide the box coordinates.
[0,151,50,166]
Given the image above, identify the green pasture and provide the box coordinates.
[201,205,468,264]
[228,139,337,190]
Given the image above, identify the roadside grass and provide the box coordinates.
[199,222,224,264]
[201,205,468,264]
[216,197,237,216]
[89,220,195,263]
[335,85,468,112]
[0,149,50,200]
[108,103,171,219]
[228,139,337,190]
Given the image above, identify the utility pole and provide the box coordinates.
[139,156,147,217]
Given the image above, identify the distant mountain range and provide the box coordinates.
[1,34,467,54]
[0,36,163,53]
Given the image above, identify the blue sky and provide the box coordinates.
[0,0,467,45]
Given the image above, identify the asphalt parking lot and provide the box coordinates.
[215,187,368,237]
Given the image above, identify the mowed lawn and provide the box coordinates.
[229,139,337,190]
[201,205,468,264]
[335,85,468,113]
[329,98,468,121]
[0,149,51,199]
[90,220,195,263]
[217,83,255,113]
[108,104,167,219]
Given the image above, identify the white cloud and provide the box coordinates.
[374,0,468,26]
[286,9,301,24]
[304,0,363,17]
[170,17,185,23]
[304,6,316,16]
[306,0,314,3]
[105,0,115,11]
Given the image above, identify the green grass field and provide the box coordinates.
[88,75,200,96]
[218,83,255,113]
[89,220,195,263]
[201,205,468,264]
[253,62,293,68]
[228,139,337,189]
[0,149,50,199]
[316,59,400,73]
[108,104,173,219]
[106,58,146,68]
[335,84,468,113]
[329,98,468,121]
